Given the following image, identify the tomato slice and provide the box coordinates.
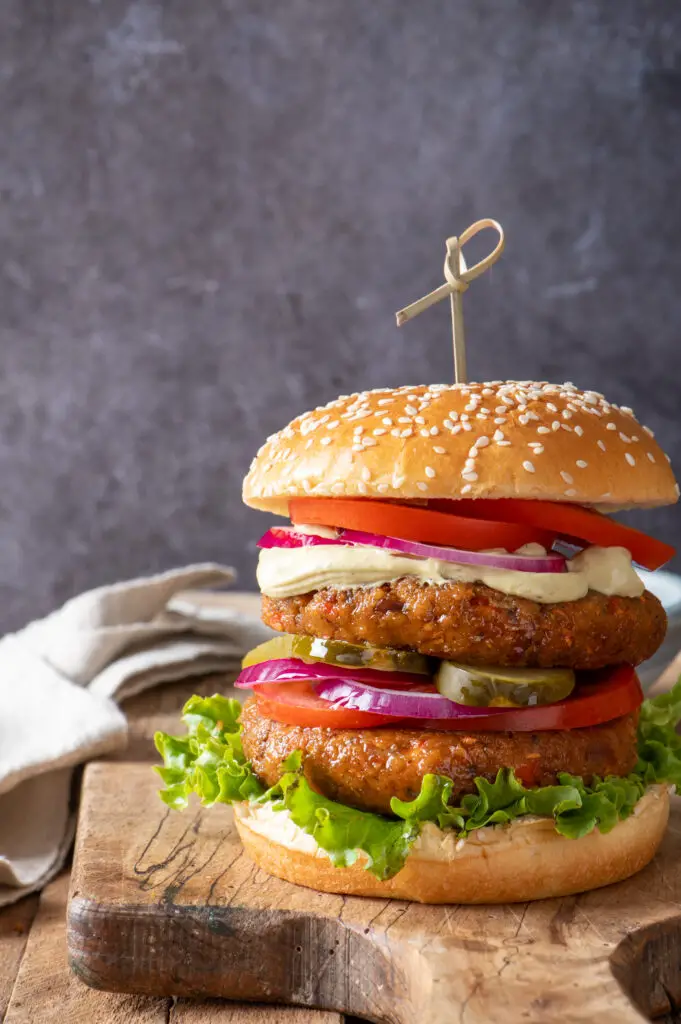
[428,499,675,570]
[289,499,556,552]
[253,666,642,732]
[254,681,404,729]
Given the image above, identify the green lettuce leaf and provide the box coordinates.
[636,678,681,789]
[155,682,681,881]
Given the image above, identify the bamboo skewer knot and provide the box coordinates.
[395,218,505,383]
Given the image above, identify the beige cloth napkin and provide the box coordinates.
[0,565,271,907]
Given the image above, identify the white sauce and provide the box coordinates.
[257,542,644,604]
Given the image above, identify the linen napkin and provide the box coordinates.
[0,564,271,907]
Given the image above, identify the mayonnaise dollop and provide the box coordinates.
[257,542,644,604]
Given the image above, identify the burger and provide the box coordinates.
[156,380,681,903]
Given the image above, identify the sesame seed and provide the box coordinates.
[393,475,406,487]
[482,388,494,395]
[416,482,428,492]
[415,415,425,425]
[357,481,368,495]
[425,466,436,479]
[361,466,371,481]
[561,471,574,484]
[676,483,680,497]
[326,420,339,429]
[373,428,386,436]
[401,428,413,438]
[452,425,462,434]
[352,444,363,452]
[449,411,459,421]
[522,461,535,473]
[561,424,572,432]
[433,445,446,454]
[405,404,418,416]
[444,419,453,429]
[377,398,394,406]
[305,439,314,449]
[501,396,514,406]
[353,426,364,435]
[460,413,469,421]
[552,422,561,431]
[546,403,558,413]
[493,429,504,442]
[377,483,389,493]
[476,436,490,448]
[382,417,393,426]
[619,433,631,443]
[332,482,345,493]
[621,406,634,415]
[564,488,577,497]
[574,425,584,437]
[647,452,656,463]
[643,425,655,438]
[467,448,478,459]
[562,410,572,420]
[537,426,550,435]
[390,428,400,437]
[430,426,440,436]
[496,440,511,446]
[398,417,411,424]
[531,444,544,454]
[632,435,639,443]
[462,422,472,432]
[625,452,636,466]
[576,460,588,469]
[518,415,529,425]
[606,422,617,431]
[461,483,472,494]
[420,429,430,438]
[597,440,606,451]
[495,406,507,415]
[362,437,377,447]
[494,417,507,425]
[320,437,332,446]
[462,471,478,481]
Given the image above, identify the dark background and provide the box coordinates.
[1,1,680,633]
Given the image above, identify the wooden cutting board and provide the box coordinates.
[67,762,681,1023]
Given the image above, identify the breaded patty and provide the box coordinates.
[240,698,639,816]
[261,580,665,669]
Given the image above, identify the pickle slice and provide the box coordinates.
[436,662,575,707]
[242,633,431,675]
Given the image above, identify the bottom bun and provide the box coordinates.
[233,786,670,904]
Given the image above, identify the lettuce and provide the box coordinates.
[155,681,681,881]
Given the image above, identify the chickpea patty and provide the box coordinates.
[261,580,665,669]
[240,699,638,816]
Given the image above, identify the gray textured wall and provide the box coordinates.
[1,1,680,633]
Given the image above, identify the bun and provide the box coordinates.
[243,382,678,516]
[233,786,670,904]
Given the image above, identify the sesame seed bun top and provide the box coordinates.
[242,381,679,516]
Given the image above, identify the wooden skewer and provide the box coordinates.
[395,218,505,383]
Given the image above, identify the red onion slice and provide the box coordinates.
[257,526,566,573]
[234,657,428,690]
[313,677,511,719]
[258,527,342,549]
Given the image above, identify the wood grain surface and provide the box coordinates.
[67,760,681,1024]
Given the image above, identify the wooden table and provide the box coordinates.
[0,673,348,1024]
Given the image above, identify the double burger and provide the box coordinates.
[157,380,681,903]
